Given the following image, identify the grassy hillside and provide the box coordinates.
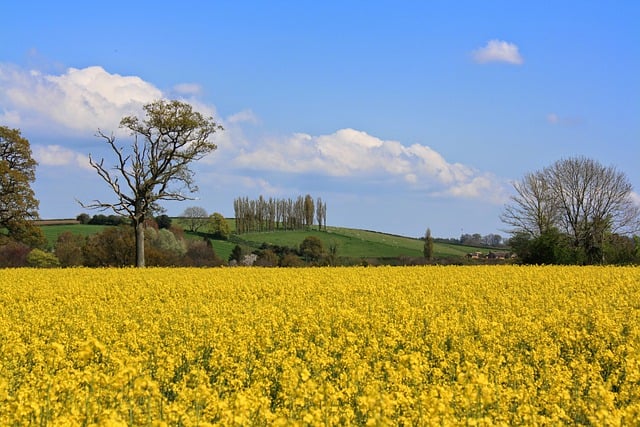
[234,226,486,260]
[40,224,108,248]
[38,220,491,262]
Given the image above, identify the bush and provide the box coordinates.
[82,226,135,267]
[55,232,86,267]
[0,240,31,267]
[300,236,324,263]
[76,213,91,224]
[280,253,304,267]
[27,249,60,268]
[183,239,224,267]
[209,213,230,240]
[255,249,279,267]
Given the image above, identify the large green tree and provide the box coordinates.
[82,100,222,267]
[0,126,45,247]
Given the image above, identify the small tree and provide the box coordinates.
[27,249,60,268]
[209,212,230,240]
[81,100,222,267]
[76,213,91,224]
[300,236,324,263]
[423,228,434,261]
[55,231,86,266]
[182,206,209,232]
[156,214,172,229]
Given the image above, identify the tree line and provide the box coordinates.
[233,194,327,234]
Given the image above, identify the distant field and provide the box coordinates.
[40,224,108,248]
[37,220,495,261]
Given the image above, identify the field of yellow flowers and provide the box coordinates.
[1,266,639,425]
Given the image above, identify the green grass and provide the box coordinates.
[41,224,108,248]
[233,226,488,260]
[38,220,493,261]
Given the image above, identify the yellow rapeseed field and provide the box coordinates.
[1,266,639,426]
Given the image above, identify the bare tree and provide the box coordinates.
[81,99,222,267]
[502,156,640,263]
[546,156,640,262]
[181,206,209,232]
[500,170,559,237]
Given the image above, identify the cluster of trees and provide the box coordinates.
[229,236,339,267]
[233,195,327,234]
[502,156,640,264]
[0,218,224,268]
[180,206,231,239]
[432,233,504,247]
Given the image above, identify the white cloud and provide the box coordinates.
[630,191,640,207]
[232,128,507,202]
[472,40,523,65]
[0,64,161,133]
[173,83,202,96]
[227,109,260,125]
[33,144,93,170]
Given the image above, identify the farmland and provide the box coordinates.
[40,221,491,263]
[1,266,639,425]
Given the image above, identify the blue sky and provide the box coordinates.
[1,1,638,238]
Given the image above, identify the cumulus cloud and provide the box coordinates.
[232,128,507,202]
[173,83,202,96]
[0,64,161,132]
[472,40,523,65]
[227,109,260,125]
[33,145,92,170]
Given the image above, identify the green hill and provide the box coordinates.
[38,220,493,263]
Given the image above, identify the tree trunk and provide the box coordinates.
[135,220,145,267]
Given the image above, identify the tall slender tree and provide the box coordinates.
[423,228,434,260]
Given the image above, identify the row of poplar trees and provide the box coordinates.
[233,195,327,234]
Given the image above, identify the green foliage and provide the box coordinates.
[54,231,86,267]
[156,214,172,230]
[229,245,245,263]
[423,228,434,260]
[83,99,223,267]
[26,248,60,268]
[300,236,325,262]
[5,221,47,249]
[83,226,136,267]
[76,213,91,224]
[0,126,41,244]
[209,212,230,240]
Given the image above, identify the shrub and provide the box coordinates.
[0,240,31,267]
[26,249,60,268]
[55,232,86,267]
